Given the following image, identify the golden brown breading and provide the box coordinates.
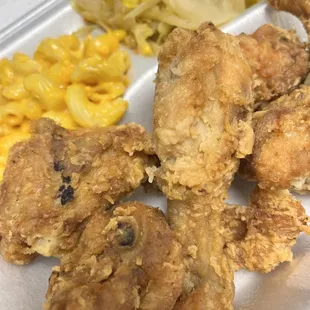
[224,187,309,273]
[154,23,254,202]
[246,86,310,191]
[45,201,185,310]
[168,199,235,310]
[238,24,309,104]
[0,119,155,265]
[154,23,254,309]
[269,0,310,33]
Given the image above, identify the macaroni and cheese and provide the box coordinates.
[0,30,130,179]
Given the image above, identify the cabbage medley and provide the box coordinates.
[72,0,259,56]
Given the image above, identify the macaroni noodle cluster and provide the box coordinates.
[0,30,130,179]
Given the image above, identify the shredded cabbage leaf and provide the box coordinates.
[72,0,259,56]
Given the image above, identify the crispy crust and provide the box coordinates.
[0,119,155,264]
[45,201,185,310]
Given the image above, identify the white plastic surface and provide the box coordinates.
[0,0,47,32]
[0,1,309,309]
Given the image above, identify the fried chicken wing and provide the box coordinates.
[0,119,155,265]
[238,24,309,104]
[45,201,184,310]
[154,23,254,309]
[224,187,309,273]
[244,86,310,191]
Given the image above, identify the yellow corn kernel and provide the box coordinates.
[110,30,127,41]
[24,74,66,111]
[71,56,122,85]
[42,109,79,130]
[108,50,130,74]
[140,43,152,56]
[132,24,154,56]
[65,84,128,128]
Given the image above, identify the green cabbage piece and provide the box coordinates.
[72,0,250,55]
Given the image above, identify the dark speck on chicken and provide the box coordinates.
[54,161,64,172]
[61,186,74,205]
[62,176,71,183]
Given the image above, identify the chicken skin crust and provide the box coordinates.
[245,86,310,192]
[45,201,185,310]
[154,23,254,310]
[224,187,310,273]
[238,24,309,104]
[0,119,155,265]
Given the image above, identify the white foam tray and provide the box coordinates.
[0,1,309,309]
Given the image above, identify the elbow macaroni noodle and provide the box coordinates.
[0,30,130,179]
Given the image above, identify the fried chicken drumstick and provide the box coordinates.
[154,23,254,309]
[45,201,185,310]
[0,118,155,265]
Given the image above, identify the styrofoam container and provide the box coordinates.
[0,1,309,309]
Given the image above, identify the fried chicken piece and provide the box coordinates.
[154,23,254,201]
[238,24,309,104]
[224,187,310,273]
[45,201,184,310]
[154,23,254,309]
[168,199,235,310]
[0,118,155,265]
[244,86,310,191]
[269,0,310,33]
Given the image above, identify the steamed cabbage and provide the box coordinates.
[72,0,259,56]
